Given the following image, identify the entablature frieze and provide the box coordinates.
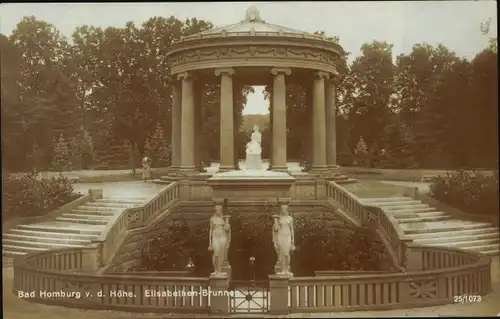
[168,44,340,76]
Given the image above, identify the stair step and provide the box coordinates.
[75,206,123,212]
[71,209,117,216]
[3,250,27,257]
[3,239,86,249]
[103,196,148,201]
[17,223,104,235]
[385,204,430,210]
[422,238,498,248]
[335,179,357,185]
[389,207,437,214]
[55,217,109,225]
[413,232,499,244]
[391,211,447,218]
[61,213,111,220]
[401,221,493,234]
[96,199,146,205]
[397,215,451,224]
[85,202,138,208]
[374,200,423,207]
[8,229,100,239]
[3,244,48,252]
[407,227,499,240]
[459,243,499,252]
[3,233,92,245]
[360,197,413,203]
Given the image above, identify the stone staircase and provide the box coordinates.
[359,197,499,256]
[3,196,148,258]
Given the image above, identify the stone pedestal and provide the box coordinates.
[209,274,230,315]
[221,263,232,278]
[269,274,290,315]
[245,154,262,170]
[207,170,296,202]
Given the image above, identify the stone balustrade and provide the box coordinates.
[13,243,490,314]
[326,181,408,270]
[92,182,180,268]
[270,245,491,314]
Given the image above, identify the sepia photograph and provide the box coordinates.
[1,1,498,318]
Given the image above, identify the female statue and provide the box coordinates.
[272,204,295,276]
[246,125,262,155]
[208,204,230,275]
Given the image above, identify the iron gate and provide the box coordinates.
[229,280,270,313]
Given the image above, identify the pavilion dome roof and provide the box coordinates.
[178,5,329,43]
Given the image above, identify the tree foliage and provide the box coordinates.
[1,16,497,172]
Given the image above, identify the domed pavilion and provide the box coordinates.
[164,5,345,181]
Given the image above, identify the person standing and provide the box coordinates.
[142,154,152,183]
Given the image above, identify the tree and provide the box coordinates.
[2,17,73,171]
[51,135,72,171]
[348,41,395,149]
[379,118,418,168]
[145,123,171,168]
[354,136,368,166]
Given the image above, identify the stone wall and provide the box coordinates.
[106,200,394,273]
[178,175,327,202]
[105,204,182,272]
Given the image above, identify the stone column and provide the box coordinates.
[310,71,329,174]
[326,78,338,172]
[270,68,291,172]
[267,84,274,170]
[194,81,205,172]
[215,68,235,172]
[304,82,313,172]
[169,80,182,175]
[233,82,243,170]
[178,72,196,175]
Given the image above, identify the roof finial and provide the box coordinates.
[245,5,262,23]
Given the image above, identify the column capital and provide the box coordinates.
[314,71,330,80]
[214,68,235,76]
[177,72,195,81]
[271,67,291,76]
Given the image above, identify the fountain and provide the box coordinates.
[207,126,296,201]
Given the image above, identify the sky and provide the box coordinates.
[0,1,497,115]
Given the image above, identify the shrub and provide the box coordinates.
[134,212,385,278]
[354,136,369,166]
[2,172,80,222]
[429,170,499,216]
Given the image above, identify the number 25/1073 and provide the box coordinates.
[454,295,482,303]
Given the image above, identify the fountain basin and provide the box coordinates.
[207,170,296,201]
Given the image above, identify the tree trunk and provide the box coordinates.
[130,140,136,175]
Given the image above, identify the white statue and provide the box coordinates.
[272,204,295,276]
[245,125,262,169]
[208,205,230,275]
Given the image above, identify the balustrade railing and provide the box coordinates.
[14,249,209,312]
[287,246,490,312]
[326,181,407,270]
[93,182,180,267]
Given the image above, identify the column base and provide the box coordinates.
[167,165,179,176]
[309,165,329,175]
[217,165,235,173]
[178,166,198,176]
[271,165,289,173]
